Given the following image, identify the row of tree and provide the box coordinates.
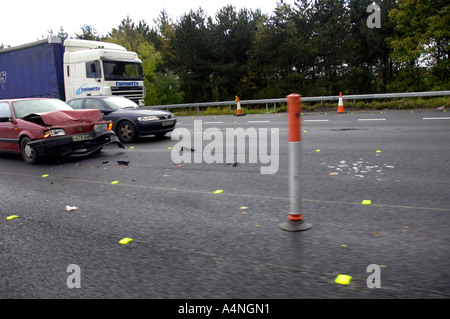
[2,0,449,105]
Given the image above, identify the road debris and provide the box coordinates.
[335,274,352,285]
[119,238,133,245]
[321,156,395,180]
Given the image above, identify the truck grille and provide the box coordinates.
[111,86,145,102]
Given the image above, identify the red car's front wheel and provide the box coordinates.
[20,137,39,164]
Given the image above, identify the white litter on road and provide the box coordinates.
[321,158,395,180]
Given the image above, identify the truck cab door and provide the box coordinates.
[64,60,103,101]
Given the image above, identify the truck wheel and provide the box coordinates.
[20,137,39,164]
[117,121,136,143]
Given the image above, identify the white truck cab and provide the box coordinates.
[63,39,145,106]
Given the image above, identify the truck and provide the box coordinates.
[0,37,146,106]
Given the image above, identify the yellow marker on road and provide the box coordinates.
[111,181,119,185]
[119,238,133,245]
[214,190,223,194]
[362,200,372,205]
[6,215,18,220]
[335,274,352,285]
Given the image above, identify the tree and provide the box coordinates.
[210,5,261,100]
[343,0,377,94]
[388,0,449,91]
[148,72,184,105]
[247,2,298,98]
[44,26,69,40]
[154,10,178,72]
[370,0,398,93]
[171,9,215,102]
[308,0,349,95]
[135,19,159,47]
[75,25,101,40]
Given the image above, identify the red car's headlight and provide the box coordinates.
[94,123,111,131]
[44,128,66,138]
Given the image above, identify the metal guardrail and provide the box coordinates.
[146,90,450,112]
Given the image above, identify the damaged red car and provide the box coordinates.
[0,98,124,164]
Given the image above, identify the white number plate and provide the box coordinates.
[72,133,92,142]
[162,120,174,126]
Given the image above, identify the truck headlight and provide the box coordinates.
[44,128,66,138]
[138,116,158,121]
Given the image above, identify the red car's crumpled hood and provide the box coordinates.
[28,109,103,126]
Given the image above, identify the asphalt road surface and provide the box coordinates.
[1,109,449,303]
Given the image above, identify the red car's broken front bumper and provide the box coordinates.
[28,130,124,157]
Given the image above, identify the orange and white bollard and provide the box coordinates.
[279,93,312,232]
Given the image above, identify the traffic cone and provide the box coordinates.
[235,95,245,116]
[337,92,346,113]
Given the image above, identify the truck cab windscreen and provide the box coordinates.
[103,61,143,81]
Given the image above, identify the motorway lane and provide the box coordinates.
[0,110,449,299]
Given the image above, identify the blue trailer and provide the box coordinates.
[0,38,65,100]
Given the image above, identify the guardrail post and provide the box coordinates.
[279,93,312,232]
